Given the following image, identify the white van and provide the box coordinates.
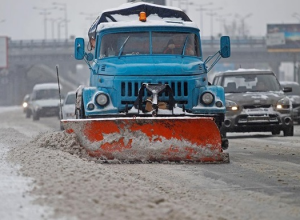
[26,83,62,121]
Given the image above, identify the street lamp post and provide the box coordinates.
[206,7,223,38]
[49,18,61,39]
[236,13,252,37]
[33,7,54,40]
[215,13,231,35]
[292,12,300,22]
[190,2,213,36]
[57,18,65,40]
[53,2,68,39]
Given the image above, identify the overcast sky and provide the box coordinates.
[0,0,300,40]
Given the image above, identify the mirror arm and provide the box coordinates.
[204,51,221,72]
[82,53,96,74]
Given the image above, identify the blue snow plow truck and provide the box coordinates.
[62,2,231,163]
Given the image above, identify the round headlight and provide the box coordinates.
[96,93,109,106]
[201,92,214,105]
[23,102,28,108]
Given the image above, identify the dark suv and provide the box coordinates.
[212,69,294,136]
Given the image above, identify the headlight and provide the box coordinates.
[201,92,214,105]
[22,102,28,108]
[96,93,109,106]
[276,97,290,109]
[226,100,239,111]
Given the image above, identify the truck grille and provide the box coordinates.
[119,80,189,105]
[243,104,271,109]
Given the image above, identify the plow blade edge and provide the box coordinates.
[62,117,229,163]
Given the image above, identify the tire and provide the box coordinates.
[25,109,31,118]
[32,111,40,121]
[283,126,294,136]
[220,126,227,138]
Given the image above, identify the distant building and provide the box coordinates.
[127,0,166,5]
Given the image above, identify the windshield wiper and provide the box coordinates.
[118,36,130,58]
[181,35,189,55]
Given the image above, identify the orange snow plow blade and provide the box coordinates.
[61,117,229,163]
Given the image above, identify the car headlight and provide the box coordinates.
[276,97,290,109]
[201,92,214,105]
[226,100,239,111]
[22,102,28,108]
[96,93,109,106]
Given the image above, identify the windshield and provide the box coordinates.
[65,94,76,104]
[34,89,60,100]
[99,31,200,58]
[222,74,281,93]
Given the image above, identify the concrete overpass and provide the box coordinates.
[1,37,299,105]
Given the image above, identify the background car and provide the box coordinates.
[280,81,300,124]
[22,94,30,113]
[212,69,294,137]
[60,91,76,130]
[26,83,62,121]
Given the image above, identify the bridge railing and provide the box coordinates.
[8,36,267,49]
[9,39,74,49]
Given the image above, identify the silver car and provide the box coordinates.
[60,91,76,130]
[280,81,300,124]
[212,69,294,137]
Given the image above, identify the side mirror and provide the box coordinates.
[74,38,85,60]
[220,36,231,58]
[283,87,292,93]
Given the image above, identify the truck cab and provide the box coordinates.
[74,2,230,129]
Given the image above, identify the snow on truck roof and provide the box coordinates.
[33,83,60,90]
[88,2,197,40]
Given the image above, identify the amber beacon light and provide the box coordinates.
[139,11,147,22]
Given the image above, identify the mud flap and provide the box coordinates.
[61,117,229,163]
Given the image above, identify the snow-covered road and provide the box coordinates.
[1,107,300,220]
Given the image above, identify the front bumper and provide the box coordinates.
[222,109,293,133]
[37,106,59,117]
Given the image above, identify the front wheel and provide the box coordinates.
[32,111,40,121]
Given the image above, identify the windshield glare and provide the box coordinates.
[222,74,281,93]
[99,32,200,58]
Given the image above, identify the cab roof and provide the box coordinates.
[214,69,275,77]
[88,2,197,39]
[33,83,60,90]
